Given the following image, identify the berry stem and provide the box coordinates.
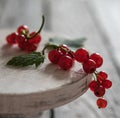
[42,43,59,55]
[93,73,97,81]
[60,47,74,58]
[94,71,105,82]
[27,15,45,39]
[42,43,74,58]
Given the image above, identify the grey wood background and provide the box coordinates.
[0,0,120,118]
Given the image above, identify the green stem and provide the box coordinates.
[42,43,59,55]
[27,15,45,39]
[42,43,75,58]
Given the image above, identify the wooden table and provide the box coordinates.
[0,0,119,118]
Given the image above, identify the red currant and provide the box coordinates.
[48,49,63,64]
[83,59,96,73]
[6,32,18,45]
[89,81,99,91]
[75,48,89,63]
[97,71,108,82]
[96,98,107,108]
[17,25,29,35]
[28,32,41,44]
[18,42,26,50]
[94,86,105,97]
[16,35,25,44]
[90,53,103,68]
[24,43,37,52]
[58,55,74,70]
[102,80,112,89]
[16,35,27,50]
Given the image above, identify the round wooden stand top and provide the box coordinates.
[0,31,92,115]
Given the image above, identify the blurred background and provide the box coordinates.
[0,0,120,118]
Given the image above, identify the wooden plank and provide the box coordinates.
[0,30,92,118]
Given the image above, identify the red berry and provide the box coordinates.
[16,35,29,51]
[24,43,37,52]
[96,98,107,108]
[75,48,89,63]
[18,41,26,50]
[89,81,99,91]
[58,55,74,70]
[94,86,105,97]
[16,35,26,49]
[28,32,41,44]
[48,50,63,64]
[6,32,18,45]
[17,25,29,34]
[102,80,112,89]
[16,35,25,43]
[97,71,108,82]
[90,53,103,68]
[83,59,96,73]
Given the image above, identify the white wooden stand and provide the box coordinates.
[0,31,92,118]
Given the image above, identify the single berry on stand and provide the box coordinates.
[74,48,89,63]
[48,49,63,64]
[58,55,74,70]
[90,53,103,68]
[83,59,96,73]
[96,98,107,108]
[17,25,29,35]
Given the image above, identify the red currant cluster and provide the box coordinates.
[89,71,112,108]
[74,48,103,73]
[48,46,103,72]
[48,44,74,70]
[48,44,112,108]
[74,48,112,108]
[6,16,45,52]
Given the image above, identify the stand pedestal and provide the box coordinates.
[0,109,54,118]
[0,31,92,118]
[0,113,42,118]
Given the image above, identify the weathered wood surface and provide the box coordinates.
[0,0,120,118]
[0,30,92,117]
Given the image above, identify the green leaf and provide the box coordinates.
[49,37,86,50]
[7,52,45,67]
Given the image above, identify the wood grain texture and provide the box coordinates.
[0,30,92,117]
[0,0,119,118]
